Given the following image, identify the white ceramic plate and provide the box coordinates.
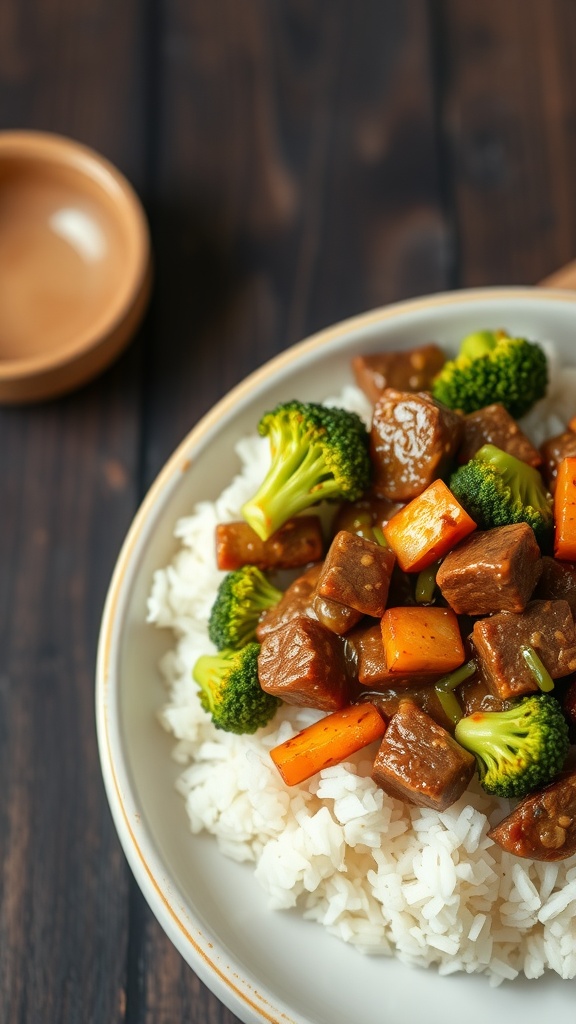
[96,287,576,1024]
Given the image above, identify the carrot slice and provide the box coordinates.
[381,605,465,675]
[383,478,476,572]
[269,703,386,786]
[554,457,576,560]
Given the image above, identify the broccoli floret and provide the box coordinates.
[241,400,371,541]
[454,694,569,799]
[208,566,283,650]
[450,443,553,547]
[431,329,548,418]
[192,643,281,734]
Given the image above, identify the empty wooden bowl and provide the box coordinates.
[0,131,151,402]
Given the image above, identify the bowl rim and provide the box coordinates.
[0,129,150,380]
[96,284,576,1023]
[102,283,576,549]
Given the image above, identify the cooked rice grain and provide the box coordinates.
[148,373,576,985]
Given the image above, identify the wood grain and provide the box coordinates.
[437,0,576,286]
[131,2,445,1022]
[0,1,147,1021]
[1,2,576,1023]
[140,0,448,484]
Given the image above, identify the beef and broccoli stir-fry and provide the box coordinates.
[194,328,576,864]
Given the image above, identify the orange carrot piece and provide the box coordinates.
[568,416,576,433]
[381,606,465,675]
[554,457,576,560]
[383,478,476,572]
[269,703,386,786]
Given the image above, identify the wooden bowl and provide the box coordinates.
[0,131,151,403]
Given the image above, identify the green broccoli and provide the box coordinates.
[431,328,548,418]
[241,400,371,541]
[449,443,553,548]
[208,566,283,650]
[454,694,569,799]
[192,643,281,734]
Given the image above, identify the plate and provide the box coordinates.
[96,287,576,1024]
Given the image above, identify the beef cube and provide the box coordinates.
[352,344,446,403]
[436,523,542,616]
[258,616,350,711]
[256,564,322,641]
[215,515,324,571]
[370,389,463,501]
[540,430,576,492]
[534,556,576,615]
[371,701,476,810]
[472,599,576,701]
[488,771,576,862]
[345,623,398,687]
[458,403,542,467]
[345,622,444,689]
[315,530,396,618]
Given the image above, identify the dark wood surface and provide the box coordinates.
[1,2,575,1022]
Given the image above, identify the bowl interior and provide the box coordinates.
[0,137,145,364]
[98,289,576,1024]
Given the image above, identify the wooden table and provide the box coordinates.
[1,3,576,1021]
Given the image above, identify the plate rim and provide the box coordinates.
[95,284,576,1023]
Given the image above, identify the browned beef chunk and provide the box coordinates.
[315,530,396,619]
[472,599,576,701]
[371,701,476,810]
[257,616,350,711]
[332,493,405,540]
[488,771,576,861]
[458,403,542,467]
[370,389,463,501]
[436,524,542,616]
[540,430,576,492]
[534,555,576,614]
[216,516,323,571]
[351,344,446,404]
[345,622,444,689]
[256,564,322,641]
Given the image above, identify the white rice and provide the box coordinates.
[147,347,576,986]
